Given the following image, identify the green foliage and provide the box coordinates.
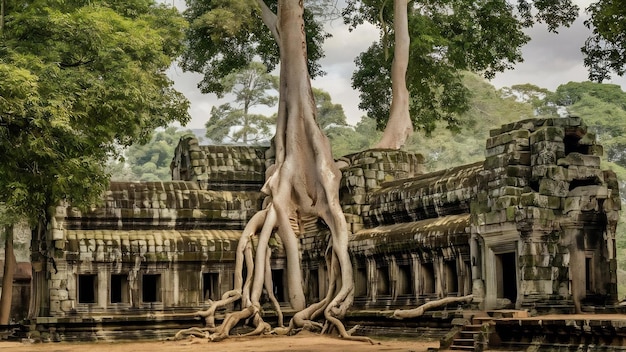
[112,127,194,181]
[405,73,534,171]
[505,84,558,117]
[551,81,626,110]
[314,88,348,129]
[583,0,626,82]
[311,87,379,158]
[181,0,329,96]
[345,0,578,134]
[327,117,381,158]
[0,1,189,223]
[205,62,277,144]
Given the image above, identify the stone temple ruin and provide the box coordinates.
[3,117,625,349]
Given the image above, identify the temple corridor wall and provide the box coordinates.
[35,117,620,319]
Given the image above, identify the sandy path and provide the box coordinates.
[1,334,439,352]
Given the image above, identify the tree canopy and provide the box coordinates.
[345,0,579,135]
[314,87,348,130]
[109,127,194,182]
[583,0,626,82]
[0,0,189,222]
[181,0,329,96]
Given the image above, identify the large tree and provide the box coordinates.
[175,0,585,340]
[345,0,579,148]
[177,0,369,342]
[0,0,189,321]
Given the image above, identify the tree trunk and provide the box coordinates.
[0,225,15,324]
[374,0,412,149]
[392,295,474,319]
[177,0,367,342]
[0,0,5,36]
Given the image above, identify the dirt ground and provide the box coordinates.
[0,333,439,352]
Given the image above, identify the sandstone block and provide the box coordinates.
[530,126,564,144]
[49,300,61,313]
[494,196,519,209]
[568,185,609,198]
[520,279,553,295]
[523,266,553,281]
[566,166,604,182]
[532,165,568,180]
[520,192,561,209]
[521,207,555,221]
[486,130,530,149]
[557,152,601,168]
[587,144,604,156]
[61,300,74,312]
[539,179,569,197]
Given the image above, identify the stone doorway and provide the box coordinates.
[495,252,517,304]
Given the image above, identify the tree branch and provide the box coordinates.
[256,0,279,44]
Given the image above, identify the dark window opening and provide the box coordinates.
[78,274,97,304]
[307,269,319,302]
[271,269,285,302]
[355,268,367,297]
[569,178,600,190]
[376,267,390,295]
[421,263,435,294]
[110,274,129,304]
[564,133,584,155]
[444,261,458,295]
[397,264,412,295]
[142,274,161,303]
[203,273,220,301]
[439,201,470,216]
[496,252,517,303]
[585,257,594,293]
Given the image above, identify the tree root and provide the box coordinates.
[207,305,258,341]
[174,326,214,340]
[392,295,474,319]
[175,0,372,344]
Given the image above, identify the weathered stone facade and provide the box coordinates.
[21,117,620,342]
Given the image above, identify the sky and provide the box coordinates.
[165,0,626,129]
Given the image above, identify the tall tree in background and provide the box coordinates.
[345,0,579,148]
[583,0,626,82]
[0,220,15,324]
[312,88,380,157]
[314,87,348,130]
[0,0,189,320]
[181,0,328,96]
[205,62,277,144]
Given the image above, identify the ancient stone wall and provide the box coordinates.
[45,180,265,317]
[472,117,620,312]
[171,136,268,190]
[39,117,620,322]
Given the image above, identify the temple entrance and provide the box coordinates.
[495,252,517,303]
